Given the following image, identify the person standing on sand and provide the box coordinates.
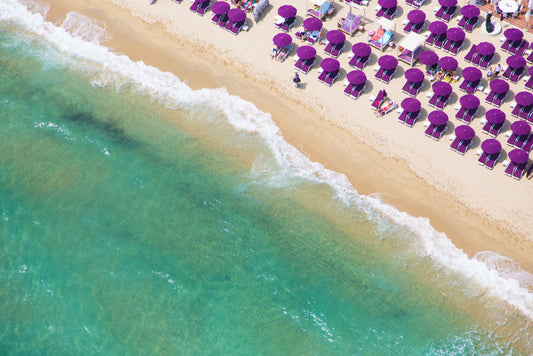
[487,66,494,81]
[293,72,301,88]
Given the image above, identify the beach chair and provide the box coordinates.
[512,162,527,179]
[442,6,456,22]
[464,17,478,32]
[455,107,466,120]
[464,45,477,62]
[485,90,495,104]
[484,152,500,169]
[409,81,422,97]
[375,67,385,81]
[457,139,472,155]
[449,136,461,151]
[426,33,436,46]
[492,92,506,107]
[525,76,533,91]
[429,93,438,107]
[350,83,366,99]
[190,0,200,12]
[300,58,316,74]
[424,123,436,137]
[523,136,533,152]
[231,21,246,35]
[527,51,533,64]
[383,7,397,20]
[434,34,446,48]
[510,68,524,84]
[371,89,387,110]
[281,17,296,32]
[324,70,339,86]
[405,111,420,127]
[450,40,463,55]
[436,94,449,110]
[412,22,424,34]
[381,69,395,84]
[463,109,477,123]
[432,124,446,140]
[196,1,211,16]
[398,110,408,123]
[479,54,493,69]
[318,70,328,83]
[330,43,345,58]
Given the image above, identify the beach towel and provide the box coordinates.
[371,28,386,42]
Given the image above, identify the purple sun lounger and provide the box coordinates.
[455,107,466,120]
[324,70,339,86]
[330,43,345,58]
[190,0,200,12]
[196,1,211,16]
[485,91,496,104]
[480,152,500,169]
[405,111,420,127]
[479,54,493,69]
[381,69,395,84]
[434,34,446,48]
[525,76,533,91]
[457,139,472,155]
[409,81,422,97]
[376,7,385,18]
[372,90,387,110]
[429,93,439,107]
[426,33,436,46]
[510,68,524,84]
[492,92,506,107]
[433,124,447,140]
[483,121,504,137]
[523,135,533,152]
[403,22,413,33]
[505,161,528,179]
[527,51,533,64]
[442,6,456,22]
[301,58,315,74]
[464,45,477,63]
[436,94,450,110]
[450,40,463,55]
[464,17,478,32]
[398,110,408,123]
[375,67,385,81]
[384,7,397,20]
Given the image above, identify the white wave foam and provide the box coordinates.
[61,12,110,45]
[2,0,533,322]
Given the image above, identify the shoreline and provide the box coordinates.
[44,0,533,276]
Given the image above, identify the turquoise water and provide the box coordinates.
[0,4,532,354]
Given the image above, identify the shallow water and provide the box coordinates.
[0,2,532,354]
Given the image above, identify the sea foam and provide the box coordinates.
[2,0,533,322]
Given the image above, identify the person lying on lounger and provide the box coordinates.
[375,99,395,116]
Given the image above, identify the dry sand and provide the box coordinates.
[44,0,533,273]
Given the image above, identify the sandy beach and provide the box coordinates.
[44,0,533,277]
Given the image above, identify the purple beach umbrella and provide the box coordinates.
[460,94,480,110]
[401,98,421,113]
[476,42,495,56]
[486,109,505,124]
[509,148,530,164]
[506,55,526,69]
[228,8,246,22]
[303,17,323,31]
[278,4,297,18]
[490,79,509,94]
[504,28,523,42]
[439,56,458,71]
[273,33,292,48]
[326,30,346,44]
[352,42,371,57]
[419,51,439,66]
[515,91,533,107]
[347,70,367,85]
[378,55,398,70]
[481,139,502,155]
[439,0,457,7]
[428,110,449,126]
[432,81,452,96]
[405,68,424,83]
[460,5,480,18]
[408,10,426,24]
[455,125,475,140]
[379,0,397,8]
[212,1,230,15]
[446,27,465,42]
[511,120,532,136]
[320,58,340,72]
[297,45,316,60]
[429,21,448,35]
[462,67,482,82]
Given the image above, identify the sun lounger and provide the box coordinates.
[376,7,385,18]
[425,123,436,137]
[483,152,500,169]
[463,109,477,123]
[519,106,532,120]
[432,124,446,140]
[318,70,328,83]
[455,107,466,119]
[464,17,478,32]
[384,7,397,20]
[330,43,345,58]
[523,135,533,152]
[324,42,333,56]
[450,40,463,55]
[490,122,504,137]
[434,34,446,48]
[405,111,420,127]
[371,89,388,110]
[443,39,452,52]
[402,81,411,93]
[435,7,445,19]
[510,68,524,83]
[527,51,533,64]
[504,161,516,176]
[429,93,438,107]
[196,1,211,16]
[479,54,493,69]
[351,84,365,99]
[464,45,477,62]
[492,92,506,107]
[398,110,408,123]
[300,58,316,74]
[450,136,461,151]
[436,94,449,110]
[512,162,527,179]
[409,81,422,97]
[485,90,496,104]
[375,67,385,81]
[501,39,511,52]
[190,0,200,12]
[525,76,533,91]
[457,139,472,155]
[403,22,413,33]
[412,22,424,34]
[442,6,456,22]
[459,79,468,92]
[426,33,436,46]
[381,69,395,84]
[281,17,296,32]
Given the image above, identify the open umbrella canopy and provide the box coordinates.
[481,139,502,155]
[462,66,482,82]
[297,45,316,60]
[490,79,509,94]
[446,27,465,42]
[429,21,448,35]
[455,125,475,140]
[326,30,346,44]
[346,70,367,85]
[404,68,424,83]
[212,1,230,15]
[515,91,533,107]
[273,33,292,48]
[352,42,371,57]
[504,28,523,42]
[460,94,480,110]
[432,81,452,96]
[485,109,505,124]
[506,55,526,69]
[460,5,480,18]
[511,120,531,136]
[378,55,398,70]
[228,8,246,22]
[278,4,297,18]
[419,50,439,65]
[439,0,457,7]
[428,110,449,126]
[379,0,397,8]
[401,97,421,113]
[407,9,426,24]
[509,148,529,164]
[476,42,495,56]
[303,17,323,31]
[438,56,458,71]
[320,57,340,72]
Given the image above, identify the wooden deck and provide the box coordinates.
[479,2,531,34]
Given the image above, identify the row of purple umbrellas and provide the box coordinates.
[212,2,246,22]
